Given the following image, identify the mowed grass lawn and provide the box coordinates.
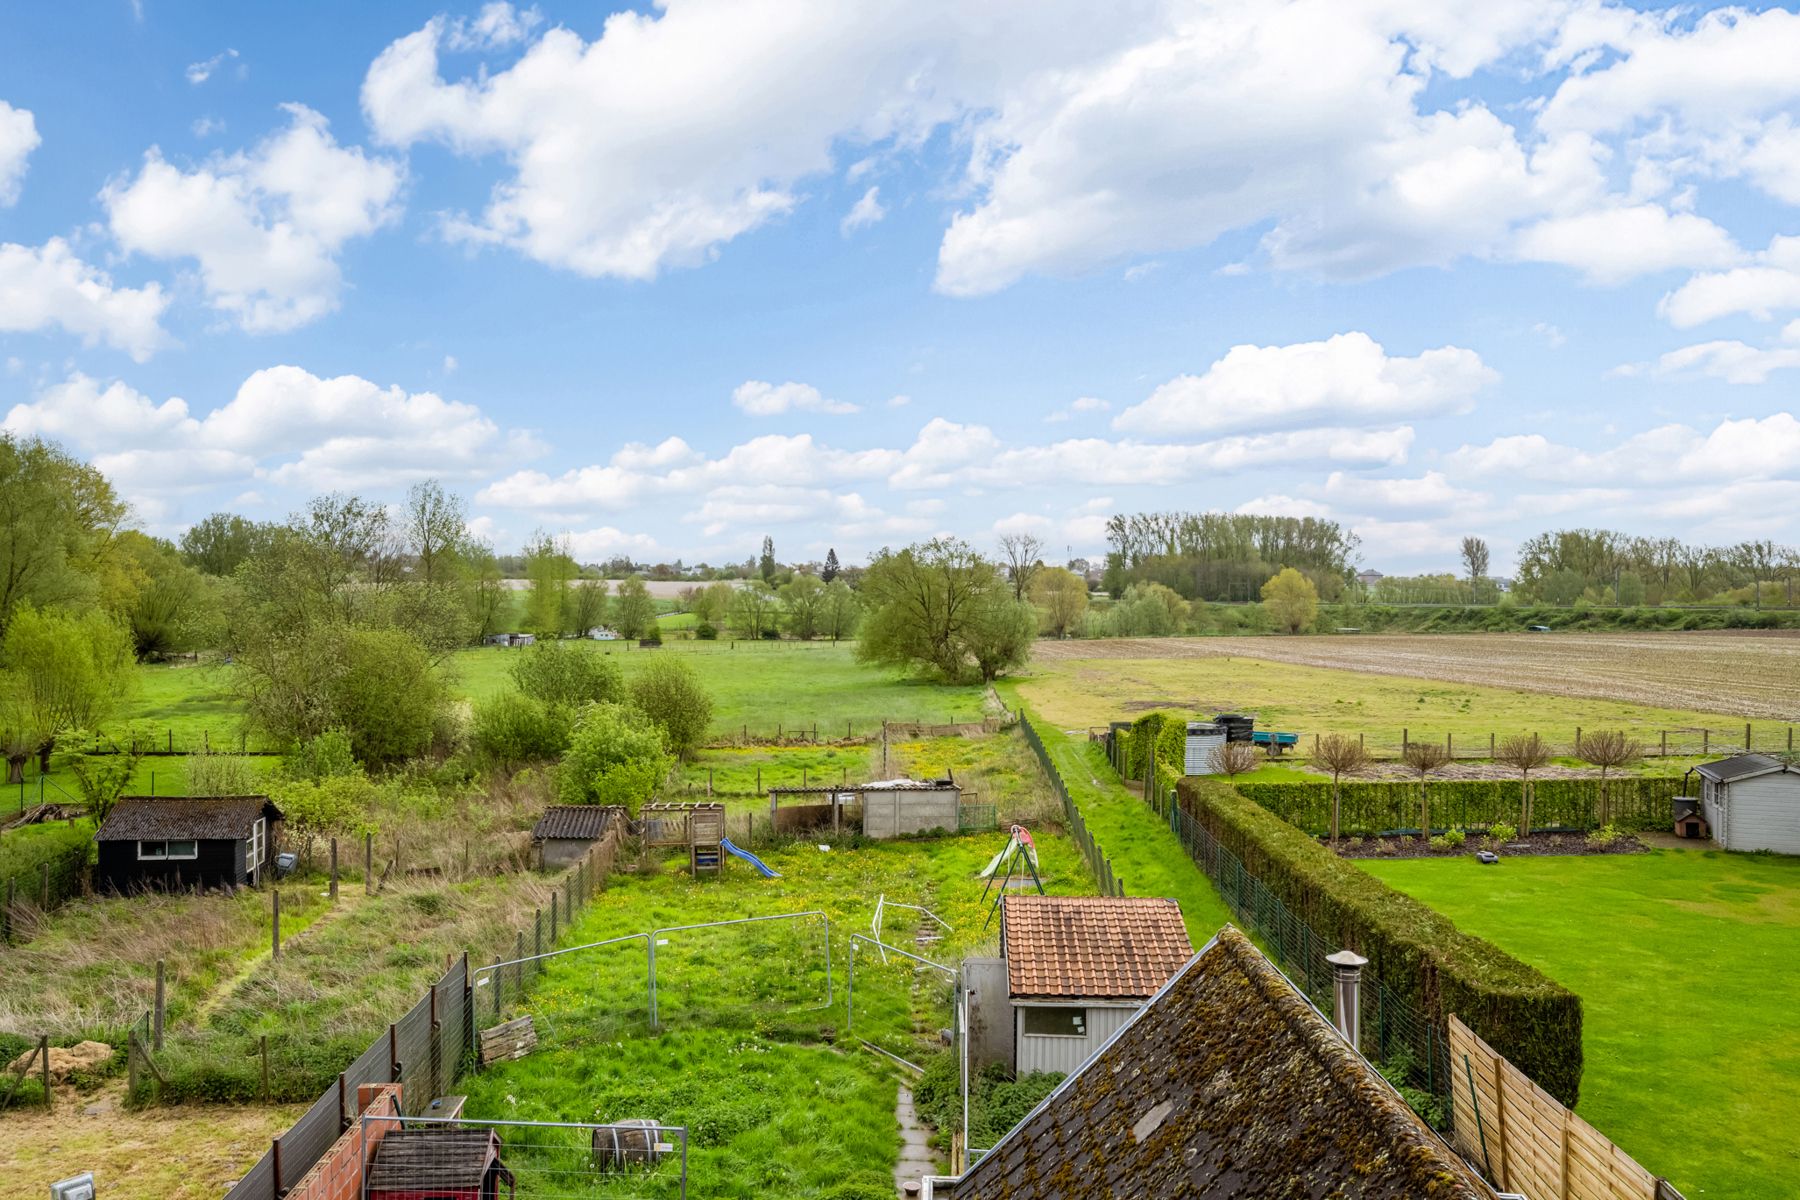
[1015,652,1786,751]
[450,640,990,737]
[1362,848,1800,1198]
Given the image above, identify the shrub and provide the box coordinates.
[1442,827,1466,847]
[694,622,718,640]
[1235,777,1679,836]
[1208,741,1261,777]
[628,656,713,758]
[287,728,359,782]
[1487,822,1518,844]
[509,641,624,709]
[558,703,671,813]
[472,691,573,770]
[329,628,444,766]
[185,752,260,797]
[1179,776,1583,1106]
[1586,823,1625,848]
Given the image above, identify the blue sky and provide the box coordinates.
[3,1,1799,573]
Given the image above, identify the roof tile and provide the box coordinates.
[1003,896,1193,999]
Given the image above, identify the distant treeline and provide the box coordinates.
[1103,511,1358,601]
[1512,529,1799,607]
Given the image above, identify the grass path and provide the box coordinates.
[1003,690,1234,944]
[1363,846,1800,1198]
[187,887,366,1027]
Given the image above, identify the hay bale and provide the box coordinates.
[7,1041,113,1081]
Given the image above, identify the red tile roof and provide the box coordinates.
[1003,896,1193,999]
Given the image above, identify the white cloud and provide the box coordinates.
[3,373,197,451]
[1514,204,1739,285]
[1531,322,1566,347]
[1627,324,1800,385]
[361,2,1160,280]
[992,511,1053,536]
[1045,396,1110,423]
[191,116,227,139]
[0,100,39,206]
[731,379,857,416]
[1320,470,1481,513]
[1113,332,1494,437]
[562,525,660,560]
[1061,513,1111,547]
[446,3,543,52]
[1234,494,1333,520]
[186,49,239,85]
[840,186,885,236]
[1447,414,1800,486]
[104,104,404,333]
[0,238,170,361]
[887,394,912,408]
[442,354,459,374]
[1659,236,1800,328]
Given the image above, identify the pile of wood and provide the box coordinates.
[477,1016,537,1066]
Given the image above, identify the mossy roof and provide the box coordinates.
[946,926,1493,1200]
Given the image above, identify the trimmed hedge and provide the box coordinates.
[1238,776,1681,836]
[1113,711,1187,808]
[1179,776,1584,1106]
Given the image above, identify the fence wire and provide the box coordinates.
[360,1115,689,1200]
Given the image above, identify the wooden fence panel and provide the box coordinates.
[1448,1016,1676,1200]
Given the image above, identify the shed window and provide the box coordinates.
[138,840,198,860]
[1022,1006,1087,1038]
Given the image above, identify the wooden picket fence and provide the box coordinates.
[1449,1016,1685,1200]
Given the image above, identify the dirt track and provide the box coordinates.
[1032,631,1800,720]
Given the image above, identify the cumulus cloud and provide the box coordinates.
[1320,470,1482,514]
[104,104,404,332]
[731,379,858,416]
[3,365,538,514]
[0,100,39,205]
[1045,396,1109,423]
[1113,332,1494,438]
[445,3,543,52]
[1447,414,1800,486]
[1621,322,1800,385]
[840,186,885,236]
[1514,204,1739,284]
[1659,236,1800,328]
[0,238,170,361]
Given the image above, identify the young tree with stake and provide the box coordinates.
[1315,733,1370,842]
[1496,733,1552,835]
[1402,740,1450,842]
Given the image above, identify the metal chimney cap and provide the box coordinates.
[1325,950,1369,969]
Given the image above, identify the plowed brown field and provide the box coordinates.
[1031,631,1800,719]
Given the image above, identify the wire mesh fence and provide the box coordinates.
[845,933,957,1062]
[360,1115,690,1200]
[1,842,91,944]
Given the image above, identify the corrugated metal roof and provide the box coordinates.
[531,805,618,841]
[1003,896,1192,1000]
[95,796,280,842]
[945,926,1494,1200]
[1695,754,1791,784]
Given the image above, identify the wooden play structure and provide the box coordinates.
[638,802,727,875]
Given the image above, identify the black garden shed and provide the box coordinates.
[94,795,283,892]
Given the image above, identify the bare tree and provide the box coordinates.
[999,533,1047,601]
[1495,733,1552,835]
[1575,730,1642,825]
[1208,741,1261,777]
[1402,741,1451,842]
[1314,734,1370,841]
[1461,536,1490,596]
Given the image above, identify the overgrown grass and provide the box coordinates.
[1362,848,1800,1200]
[892,730,1066,830]
[0,817,92,878]
[671,744,879,813]
[465,832,1098,1197]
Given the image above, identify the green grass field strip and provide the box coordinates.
[1362,850,1800,1199]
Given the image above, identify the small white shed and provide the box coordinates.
[1695,754,1800,855]
[998,896,1193,1076]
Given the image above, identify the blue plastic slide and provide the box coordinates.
[720,837,781,879]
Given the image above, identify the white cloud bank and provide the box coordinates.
[0,239,170,361]
[0,99,39,206]
[104,105,403,332]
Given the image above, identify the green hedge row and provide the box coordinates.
[1112,712,1187,807]
[1237,776,1681,836]
[1179,776,1584,1106]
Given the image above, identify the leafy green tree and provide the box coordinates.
[858,538,1031,681]
[180,512,276,577]
[511,641,623,708]
[0,434,129,639]
[473,691,573,771]
[611,575,657,639]
[779,573,826,639]
[688,580,734,627]
[403,479,468,589]
[0,605,137,777]
[109,531,222,659]
[287,728,360,782]
[728,580,778,638]
[819,579,861,642]
[524,531,576,636]
[628,656,713,758]
[558,702,671,812]
[327,628,443,766]
[1260,567,1318,634]
[185,752,260,797]
[569,579,608,635]
[460,541,508,641]
[1030,567,1089,638]
[68,735,147,823]
[271,774,381,867]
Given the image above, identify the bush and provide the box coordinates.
[1487,822,1517,844]
[329,628,444,766]
[558,703,671,813]
[472,692,573,771]
[1586,823,1625,848]
[185,752,260,797]
[1179,776,1583,1106]
[628,656,713,758]
[287,728,359,782]
[509,641,624,709]
[694,621,718,640]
